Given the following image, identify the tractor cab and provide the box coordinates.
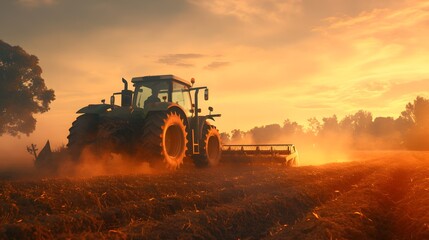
[131,75,194,117]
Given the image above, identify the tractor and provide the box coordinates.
[66,75,222,169]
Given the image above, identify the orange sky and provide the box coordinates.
[1,0,429,164]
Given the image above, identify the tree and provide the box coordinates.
[399,96,429,150]
[340,110,372,136]
[282,119,303,136]
[220,132,230,144]
[352,110,373,136]
[320,115,340,135]
[372,117,396,137]
[250,124,282,144]
[230,129,244,143]
[371,117,402,149]
[400,96,429,127]
[307,117,321,136]
[0,40,55,136]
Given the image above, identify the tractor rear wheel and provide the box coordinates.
[140,110,187,169]
[192,122,222,167]
[67,114,99,160]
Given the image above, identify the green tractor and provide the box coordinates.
[66,75,222,169]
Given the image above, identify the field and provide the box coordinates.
[1,152,429,239]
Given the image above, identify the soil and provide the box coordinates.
[1,151,429,239]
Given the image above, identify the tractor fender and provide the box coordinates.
[143,102,173,113]
[206,116,216,121]
[144,103,189,126]
[77,104,113,114]
[143,102,185,114]
[195,116,215,139]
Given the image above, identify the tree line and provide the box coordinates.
[221,96,429,150]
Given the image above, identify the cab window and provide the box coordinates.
[135,81,169,109]
[172,82,192,115]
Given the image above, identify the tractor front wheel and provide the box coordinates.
[192,123,222,167]
[140,110,188,169]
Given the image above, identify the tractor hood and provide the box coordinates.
[77,104,113,114]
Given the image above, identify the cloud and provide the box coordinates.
[188,0,302,23]
[158,53,205,67]
[1,0,192,40]
[382,79,429,99]
[204,61,229,70]
[318,1,429,36]
[288,0,429,115]
[17,0,56,7]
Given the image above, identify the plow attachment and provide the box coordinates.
[221,144,298,166]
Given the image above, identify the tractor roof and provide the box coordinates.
[131,75,192,87]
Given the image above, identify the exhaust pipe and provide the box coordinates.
[122,78,128,90]
[121,78,132,107]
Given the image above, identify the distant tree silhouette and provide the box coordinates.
[220,132,230,144]
[340,110,372,137]
[307,117,321,135]
[353,110,373,136]
[250,124,282,144]
[320,115,340,135]
[400,96,429,126]
[371,117,402,149]
[230,129,245,143]
[318,115,350,150]
[0,40,55,136]
[282,119,303,136]
[372,117,396,136]
[220,97,429,150]
[400,96,429,150]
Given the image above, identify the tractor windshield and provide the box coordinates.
[135,81,169,109]
[172,81,192,116]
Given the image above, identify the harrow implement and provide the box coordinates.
[221,144,298,166]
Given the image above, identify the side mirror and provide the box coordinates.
[204,88,209,101]
[110,95,115,106]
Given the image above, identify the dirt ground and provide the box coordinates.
[1,151,429,239]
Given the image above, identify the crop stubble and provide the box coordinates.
[1,152,429,239]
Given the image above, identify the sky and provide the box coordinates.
[1,0,429,164]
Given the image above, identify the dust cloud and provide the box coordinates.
[0,143,37,180]
[222,96,429,166]
[56,148,154,178]
[0,146,162,180]
[225,130,353,166]
[222,121,407,166]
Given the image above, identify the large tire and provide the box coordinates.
[192,122,222,167]
[96,119,134,154]
[140,110,188,169]
[67,114,99,160]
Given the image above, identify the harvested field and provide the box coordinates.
[1,152,429,239]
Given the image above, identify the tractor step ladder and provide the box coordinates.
[192,129,199,154]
